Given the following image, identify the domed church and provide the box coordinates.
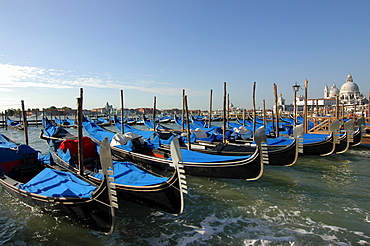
[324,74,368,105]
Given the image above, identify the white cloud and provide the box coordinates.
[0,63,204,96]
[0,88,14,92]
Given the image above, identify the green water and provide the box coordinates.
[1,126,369,245]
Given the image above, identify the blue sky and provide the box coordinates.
[1,0,369,112]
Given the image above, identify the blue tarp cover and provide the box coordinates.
[0,134,18,148]
[19,168,96,198]
[228,122,253,139]
[57,148,73,163]
[266,137,294,145]
[83,121,115,142]
[146,134,176,149]
[6,118,22,127]
[118,123,184,148]
[251,137,294,146]
[66,118,76,125]
[121,123,156,140]
[175,117,232,141]
[170,149,252,163]
[42,119,61,137]
[83,121,136,151]
[303,133,330,144]
[237,119,293,136]
[38,152,53,164]
[85,120,175,150]
[92,161,169,186]
[0,142,38,165]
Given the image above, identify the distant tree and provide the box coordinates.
[14,109,21,115]
[6,109,15,116]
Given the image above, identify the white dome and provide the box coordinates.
[329,84,340,97]
[340,75,360,93]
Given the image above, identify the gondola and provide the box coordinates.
[114,116,136,125]
[40,117,187,215]
[128,116,298,167]
[6,117,24,130]
[295,119,350,156]
[178,132,299,167]
[333,119,355,154]
[296,119,350,155]
[294,120,337,156]
[54,117,77,128]
[143,115,175,131]
[88,116,111,127]
[83,118,268,180]
[0,134,117,235]
[334,118,365,151]
[350,117,366,147]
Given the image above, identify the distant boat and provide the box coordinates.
[54,117,77,128]
[113,116,136,125]
[174,115,232,142]
[143,117,173,131]
[95,117,111,126]
[6,117,24,130]
[158,116,172,123]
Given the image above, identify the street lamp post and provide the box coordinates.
[292,82,300,127]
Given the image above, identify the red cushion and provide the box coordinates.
[59,137,97,159]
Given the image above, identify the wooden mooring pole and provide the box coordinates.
[222,82,227,143]
[21,100,29,145]
[77,88,84,176]
[120,90,124,134]
[208,89,213,128]
[274,83,279,137]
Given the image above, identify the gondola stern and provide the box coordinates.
[92,137,119,235]
[169,137,187,214]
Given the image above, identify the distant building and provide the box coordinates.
[276,94,288,112]
[324,74,368,105]
[91,102,113,114]
[291,74,368,110]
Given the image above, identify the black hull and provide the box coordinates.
[111,145,264,180]
[187,139,297,166]
[350,128,362,147]
[334,133,349,153]
[115,178,183,215]
[265,142,297,166]
[301,135,334,156]
[0,176,113,234]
